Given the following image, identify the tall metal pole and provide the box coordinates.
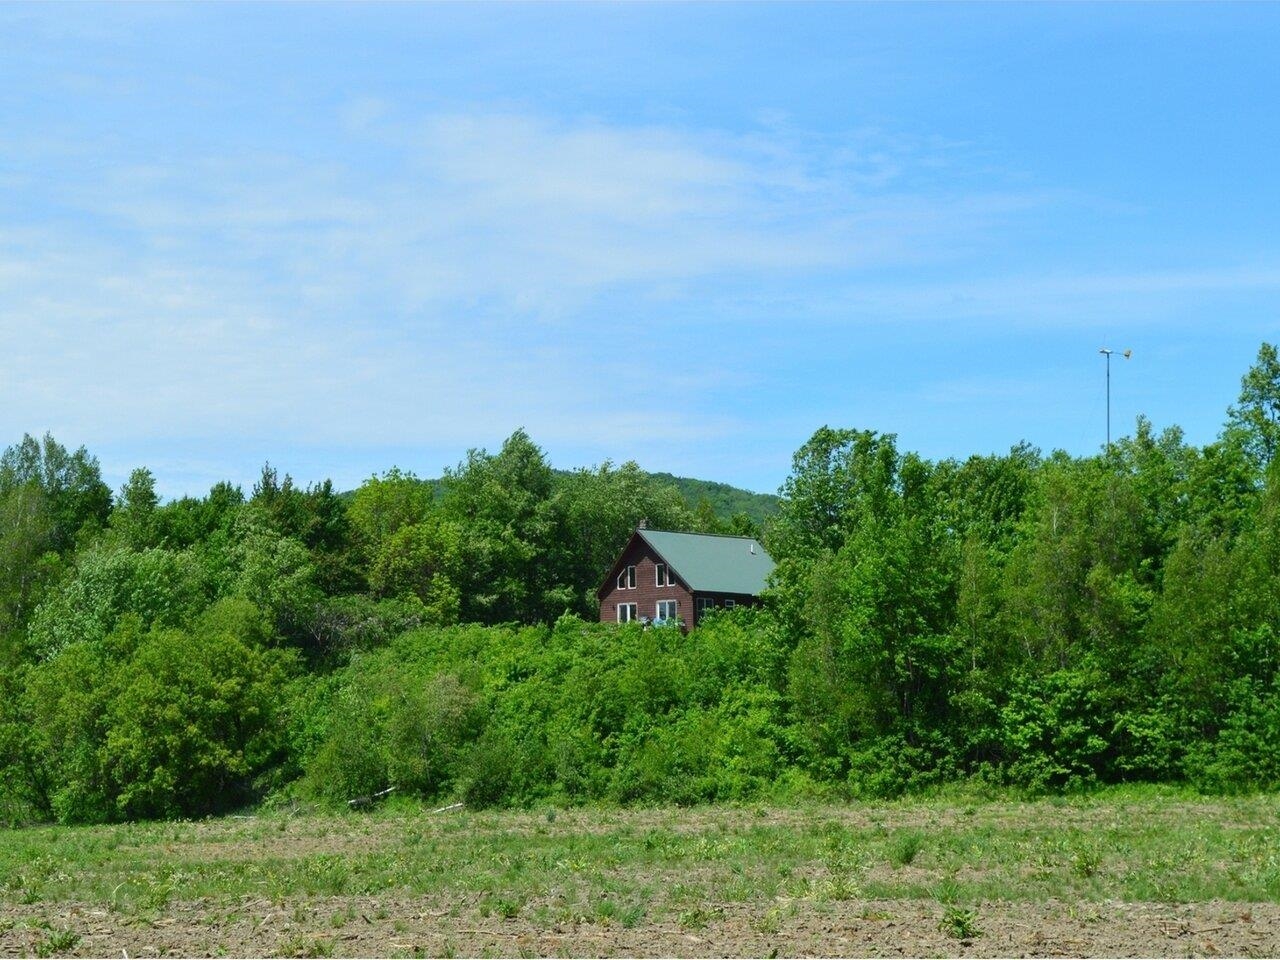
[1099,347,1130,452]
[1105,350,1111,449]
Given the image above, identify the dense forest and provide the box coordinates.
[3,344,1280,826]
[643,472,780,527]
[380,470,777,530]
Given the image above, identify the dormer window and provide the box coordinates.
[617,565,636,590]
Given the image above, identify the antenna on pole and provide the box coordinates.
[1098,348,1132,451]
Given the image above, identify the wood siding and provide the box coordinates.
[598,534,765,629]
[598,538,693,627]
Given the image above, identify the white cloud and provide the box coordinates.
[817,262,1280,330]
[0,107,1065,490]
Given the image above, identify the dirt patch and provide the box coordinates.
[7,797,1279,956]
[3,896,1278,958]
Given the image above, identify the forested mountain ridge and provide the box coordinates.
[643,472,779,526]
[376,470,779,528]
[3,343,1280,826]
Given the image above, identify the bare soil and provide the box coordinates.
[3,798,1278,957]
[3,894,1278,957]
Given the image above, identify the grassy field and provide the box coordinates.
[1,787,1278,957]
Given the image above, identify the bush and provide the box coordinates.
[0,661,43,825]
[996,668,1114,791]
[299,639,486,805]
[459,728,517,807]
[1185,678,1280,793]
[22,599,295,823]
[295,615,797,809]
[304,685,387,802]
[27,546,207,658]
[846,734,951,799]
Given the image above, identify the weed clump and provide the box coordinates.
[937,905,981,940]
[889,832,923,867]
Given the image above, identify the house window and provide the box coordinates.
[696,597,715,617]
[617,603,638,623]
[656,562,671,587]
[656,599,678,622]
[617,565,636,590]
[723,598,736,610]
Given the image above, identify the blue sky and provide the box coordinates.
[2,4,1279,498]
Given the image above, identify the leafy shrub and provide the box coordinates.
[300,595,428,663]
[27,546,207,658]
[112,609,295,819]
[22,599,295,823]
[1110,702,1183,781]
[845,734,950,799]
[996,668,1114,791]
[1185,678,1280,793]
[296,614,795,809]
[304,686,387,802]
[459,727,517,807]
[299,630,487,805]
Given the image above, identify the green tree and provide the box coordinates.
[368,517,464,625]
[0,433,112,552]
[552,460,695,616]
[27,545,207,659]
[768,427,900,562]
[1001,456,1148,672]
[1226,342,1280,475]
[103,607,295,819]
[22,601,295,822]
[0,483,57,646]
[156,481,245,549]
[228,510,320,642]
[111,467,160,550]
[439,430,560,623]
[348,468,435,555]
[773,432,959,787]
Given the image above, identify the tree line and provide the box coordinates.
[2,344,1279,824]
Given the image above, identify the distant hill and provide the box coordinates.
[644,471,780,526]
[344,470,780,526]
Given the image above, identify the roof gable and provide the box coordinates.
[636,529,775,596]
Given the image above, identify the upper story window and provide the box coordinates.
[617,565,636,590]
[656,562,673,587]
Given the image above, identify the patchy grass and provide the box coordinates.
[1,787,1279,956]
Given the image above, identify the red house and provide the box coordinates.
[597,527,776,629]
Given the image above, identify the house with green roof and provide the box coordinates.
[597,526,775,629]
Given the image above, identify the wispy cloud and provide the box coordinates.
[784,261,1280,332]
[11,99,1264,494]
[1,107,1040,488]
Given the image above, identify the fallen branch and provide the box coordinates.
[432,801,465,814]
[348,785,397,808]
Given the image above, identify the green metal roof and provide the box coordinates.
[638,529,775,596]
